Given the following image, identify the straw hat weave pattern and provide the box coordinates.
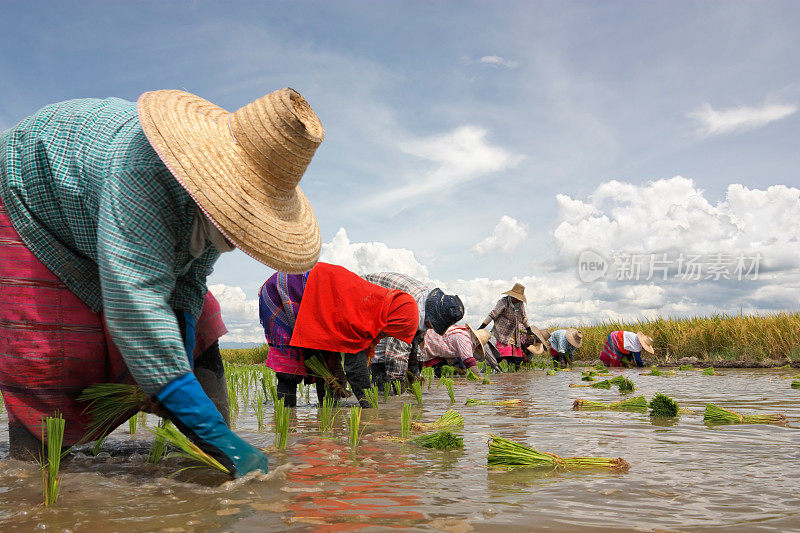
[138,87,324,273]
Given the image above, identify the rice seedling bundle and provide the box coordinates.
[465,398,523,407]
[128,414,138,435]
[274,397,291,450]
[410,380,424,406]
[590,379,612,389]
[78,383,147,442]
[545,369,557,376]
[648,394,679,417]
[347,406,364,448]
[583,370,598,378]
[153,423,231,475]
[678,365,694,371]
[703,403,788,425]
[411,431,464,450]
[393,380,403,396]
[572,396,648,411]
[466,369,481,381]
[148,418,170,464]
[364,385,380,409]
[252,395,266,430]
[318,395,338,433]
[487,435,629,471]
[792,380,800,389]
[40,413,66,506]
[383,382,391,402]
[610,376,635,392]
[645,366,664,376]
[400,403,413,438]
[411,409,464,432]
[305,357,350,398]
[593,363,607,371]
[581,375,594,382]
[702,367,716,375]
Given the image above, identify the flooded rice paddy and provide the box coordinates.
[1,367,799,532]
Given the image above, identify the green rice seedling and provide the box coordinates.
[545,369,557,376]
[498,360,509,373]
[227,380,239,421]
[305,357,349,398]
[40,413,66,506]
[78,383,147,442]
[702,367,716,375]
[440,365,455,377]
[421,366,435,390]
[393,380,403,396]
[273,397,290,450]
[252,394,265,430]
[400,403,413,438]
[466,369,481,381]
[678,365,693,371]
[612,377,635,392]
[590,379,612,389]
[410,380,423,406]
[572,396,648,411]
[148,418,170,464]
[581,375,594,382]
[487,435,629,471]
[318,394,339,433]
[445,378,455,403]
[465,398,523,407]
[649,394,679,417]
[138,411,148,428]
[411,409,464,432]
[347,406,364,448]
[593,363,606,371]
[481,376,492,384]
[128,414,138,435]
[364,385,380,409]
[645,366,664,376]
[792,380,800,389]
[383,382,391,402]
[411,431,464,449]
[155,423,230,475]
[583,370,598,378]
[703,403,788,425]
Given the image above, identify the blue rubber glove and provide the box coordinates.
[156,372,268,477]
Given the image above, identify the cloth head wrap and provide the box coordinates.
[425,288,465,335]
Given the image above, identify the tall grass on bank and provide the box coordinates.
[220,344,270,365]
[40,413,66,506]
[569,312,800,363]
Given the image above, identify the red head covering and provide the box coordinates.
[290,263,419,354]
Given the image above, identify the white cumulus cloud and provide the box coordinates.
[320,227,430,280]
[689,101,797,137]
[208,283,263,344]
[471,215,528,256]
[478,55,519,68]
[366,126,522,211]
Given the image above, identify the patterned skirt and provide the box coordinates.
[496,342,523,360]
[600,334,625,367]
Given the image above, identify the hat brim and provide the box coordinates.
[527,343,544,356]
[566,328,583,349]
[503,290,527,303]
[137,90,320,273]
[637,332,655,354]
[467,325,487,359]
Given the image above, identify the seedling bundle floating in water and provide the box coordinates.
[411,409,464,432]
[702,367,716,375]
[609,376,635,392]
[572,396,648,411]
[649,394,679,417]
[465,398,524,407]
[411,430,464,450]
[792,380,800,390]
[703,403,788,425]
[487,435,629,471]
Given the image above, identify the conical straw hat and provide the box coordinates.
[468,325,491,359]
[636,331,654,354]
[137,88,324,273]
[503,283,526,303]
[566,328,583,349]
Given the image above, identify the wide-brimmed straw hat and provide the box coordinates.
[566,328,583,349]
[503,283,527,303]
[137,88,324,273]
[467,325,491,359]
[539,328,552,341]
[636,331,655,354]
[527,342,544,356]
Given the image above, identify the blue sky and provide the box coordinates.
[2,1,798,343]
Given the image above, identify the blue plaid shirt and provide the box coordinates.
[549,329,577,356]
[0,98,219,394]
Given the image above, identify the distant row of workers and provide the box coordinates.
[257,263,655,408]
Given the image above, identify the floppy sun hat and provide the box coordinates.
[137,87,324,273]
[636,331,655,354]
[566,328,583,349]
[503,283,527,303]
[468,325,491,359]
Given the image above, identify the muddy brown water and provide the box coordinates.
[1,368,799,532]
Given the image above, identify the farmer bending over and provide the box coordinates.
[0,87,325,477]
[600,331,654,367]
[548,328,583,366]
[259,262,419,408]
[421,325,493,377]
[365,273,464,389]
